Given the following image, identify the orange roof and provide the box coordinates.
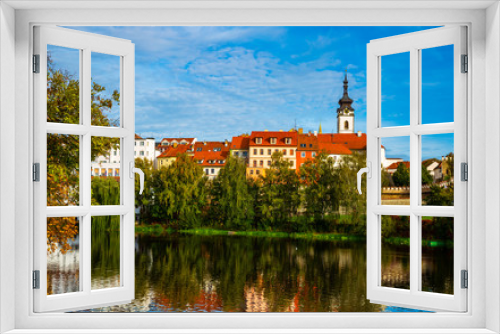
[297,134,319,151]
[160,138,195,145]
[231,136,250,150]
[249,131,298,147]
[318,143,352,155]
[387,161,410,170]
[135,134,143,139]
[193,141,230,153]
[194,150,229,167]
[157,144,191,158]
[318,133,367,150]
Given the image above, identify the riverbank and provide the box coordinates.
[134,225,452,247]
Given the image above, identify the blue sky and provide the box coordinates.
[52,26,454,161]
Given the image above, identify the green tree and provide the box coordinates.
[258,152,301,232]
[422,164,433,185]
[154,154,208,229]
[381,167,393,187]
[134,157,155,224]
[337,152,367,233]
[209,156,254,230]
[299,153,341,228]
[392,163,410,187]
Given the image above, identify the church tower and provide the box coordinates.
[337,71,355,134]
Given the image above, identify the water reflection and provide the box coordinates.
[47,233,452,312]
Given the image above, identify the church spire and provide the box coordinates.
[337,70,354,114]
[319,122,323,134]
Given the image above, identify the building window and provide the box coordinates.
[211,169,215,174]
[243,151,247,157]
[250,170,254,175]
[140,141,144,146]
[290,161,294,167]
[256,170,260,175]
[282,149,286,155]
[113,151,117,156]
[260,149,264,155]
[253,149,257,155]
[312,152,316,158]
[290,149,294,155]
[253,161,257,167]
[270,137,277,144]
[255,137,262,144]
[267,149,271,155]
[344,120,349,129]
[301,152,306,158]
[275,149,278,153]
[197,147,202,152]
[234,151,239,156]
[300,143,306,148]
[214,147,221,152]
[267,160,271,166]
[285,137,292,144]
[115,168,120,176]
[205,169,209,175]
[259,160,263,166]
[140,151,144,156]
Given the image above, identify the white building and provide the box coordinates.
[91,134,156,177]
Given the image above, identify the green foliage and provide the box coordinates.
[426,184,454,206]
[381,167,393,187]
[258,152,301,232]
[392,163,410,187]
[299,153,341,230]
[422,164,433,185]
[209,156,254,230]
[154,154,208,228]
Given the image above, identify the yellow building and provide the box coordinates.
[247,130,298,178]
[157,144,192,169]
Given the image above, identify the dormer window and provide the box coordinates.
[270,137,277,144]
[198,159,204,164]
[213,147,221,152]
[196,147,202,152]
[285,137,292,144]
[255,137,262,144]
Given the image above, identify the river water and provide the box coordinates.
[47,232,453,312]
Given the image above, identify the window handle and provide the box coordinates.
[357,162,372,195]
[129,162,145,195]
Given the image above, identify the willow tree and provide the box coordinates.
[299,152,341,230]
[154,154,208,229]
[258,151,300,232]
[209,156,254,230]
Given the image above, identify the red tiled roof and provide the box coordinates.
[193,141,230,153]
[317,133,367,150]
[297,134,319,151]
[194,150,229,167]
[160,138,195,144]
[387,161,410,170]
[157,144,191,158]
[231,136,250,150]
[249,131,298,147]
[135,134,143,139]
[318,143,352,155]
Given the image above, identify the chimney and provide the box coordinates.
[204,141,207,145]
[298,128,303,134]
[264,129,268,132]
[314,131,318,136]
[279,129,283,132]
[357,131,362,137]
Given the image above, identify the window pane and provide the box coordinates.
[91,215,121,290]
[421,217,454,294]
[91,52,121,127]
[381,52,410,127]
[421,133,454,206]
[421,45,454,124]
[47,45,80,124]
[91,137,121,205]
[381,215,410,290]
[47,217,80,295]
[47,134,79,206]
[381,137,410,205]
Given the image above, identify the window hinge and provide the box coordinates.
[33,54,40,73]
[461,270,468,289]
[33,163,40,182]
[461,54,468,73]
[461,162,468,182]
[33,270,40,289]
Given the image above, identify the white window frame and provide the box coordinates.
[1,2,498,333]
